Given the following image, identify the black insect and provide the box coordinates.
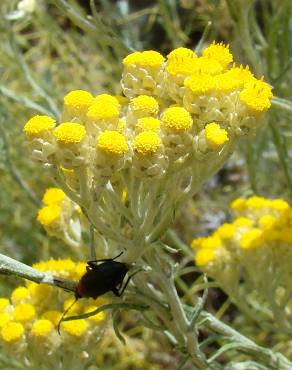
[75,252,130,299]
[58,252,131,333]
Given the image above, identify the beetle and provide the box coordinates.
[58,252,132,333]
[75,252,130,299]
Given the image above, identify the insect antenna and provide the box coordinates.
[57,297,78,335]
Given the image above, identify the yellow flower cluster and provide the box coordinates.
[192,196,292,326]
[0,259,107,369]
[24,43,273,262]
[37,187,84,247]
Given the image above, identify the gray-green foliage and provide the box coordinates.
[0,0,292,369]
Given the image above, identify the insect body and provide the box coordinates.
[76,257,130,299]
[58,252,131,333]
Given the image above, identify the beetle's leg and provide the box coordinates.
[112,270,141,297]
[112,287,121,297]
[87,251,124,265]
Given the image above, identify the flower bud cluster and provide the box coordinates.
[192,196,292,326]
[0,259,107,369]
[24,43,273,262]
[37,187,84,248]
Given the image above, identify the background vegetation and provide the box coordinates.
[0,0,291,368]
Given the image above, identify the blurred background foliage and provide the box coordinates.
[0,0,292,367]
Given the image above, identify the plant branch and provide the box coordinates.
[0,253,76,293]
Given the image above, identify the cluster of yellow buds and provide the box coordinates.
[0,259,107,369]
[37,187,85,248]
[24,42,273,263]
[192,196,292,327]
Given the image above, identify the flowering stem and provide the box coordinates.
[201,311,292,369]
[142,248,210,369]
[0,253,76,293]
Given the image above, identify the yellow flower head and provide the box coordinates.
[33,259,75,276]
[136,117,161,132]
[195,248,216,266]
[167,47,196,61]
[64,297,81,314]
[13,303,36,322]
[191,237,205,250]
[201,235,222,250]
[133,131,162,155]
[62,319,88,337]
[216,223,235,240]
[42,311,62,326]
[11,287,30,305]
[162,107,192,132]
[245,196,269,209]
[259,214,277,230]
[184,73,216,95]
[218,65,255,91]
[130,95,159,116]
[24,115,56,138]
[240,79,273,113]
[202,42,233,69]
[96,131,128,156]
[167,57,198,76]
[87,101,120,122]
[93,94,121,109]
[37,205,61,226]
[231,198,246,211]
[75,262,87,280]
[42,187,65,206]
[63,90,93,115]
[31,319,53,337]
[214,71,243,93]
[240,228,263,249]
[1,322,24,342]
[193,57,223,75]
[205,122,229,149]
[270,199,290,212]
[123,50,165,68]
[0,298,9,312]
[27,283,53,301]
[233,217,254,227]
[0,313,11,328]
[54,123,86,145]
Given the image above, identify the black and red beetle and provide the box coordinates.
[58,252,131,333]
[75,252,130,299]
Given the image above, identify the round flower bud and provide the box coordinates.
[13,303,36,323]
[54,123,86,146]
[162,107,192,132]
[63,90,93,121]
[31,319,54,337]
[133,131,162,155]
[136,117,161,133]
[23,115,56,139]
[37,205,61,227]
[1,322,24,342]
[205,122,229,150]
[42,188,65,206]
[96,131,128,156]
[202,42,233,69]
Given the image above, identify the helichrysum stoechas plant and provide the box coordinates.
[24,42,273,264]
[0,259,107,370]
[21,43,280,369]
[192,195,292,330]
